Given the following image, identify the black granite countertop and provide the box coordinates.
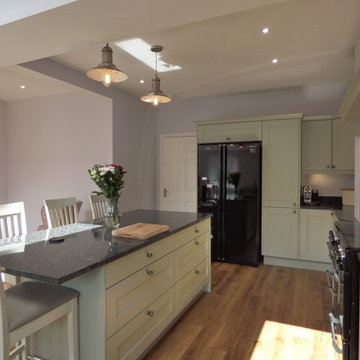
[300,196,342,210]
[0,209,210,284]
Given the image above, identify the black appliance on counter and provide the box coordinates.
[327,221,360,360]
[197,142,261,266]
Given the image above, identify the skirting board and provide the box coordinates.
[264,256,331,272]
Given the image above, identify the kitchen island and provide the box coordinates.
[0,209,211,360]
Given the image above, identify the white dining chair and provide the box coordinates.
[0,202,27,285]
[0,202,27,240]
[88,194,108,219]
[0,274,79,360]
[44,197,79,229]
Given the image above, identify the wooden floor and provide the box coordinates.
[144,262,339,360]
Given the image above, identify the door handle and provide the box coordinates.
[163,188,168,197]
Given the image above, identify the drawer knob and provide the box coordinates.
[194,227,200,233]
[146,310,154,317]
[195,240,200,246]
[293,210,296,214]
[146,251,153,258]
[195,269,200,275]
[146,268,154,276]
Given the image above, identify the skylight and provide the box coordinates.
[0,0,77,27]
[115,38,182,73]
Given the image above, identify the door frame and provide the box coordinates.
[159,132,196,211]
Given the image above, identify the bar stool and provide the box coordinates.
[0,275,79,360]
[88,194,108,219]
[44,197,79,229]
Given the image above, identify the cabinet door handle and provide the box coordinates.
[332,164,336,169]
[194,227,200,233]
[327,164,330,169]
[293,202,296,207]
[195,269,200,275]
[146,250,153,258]
[163,188,168,197]
[146,268,154,276]
[146,310,155,317]
[293,210,297,214]
[226,137,231,141]
[195,240,200,246]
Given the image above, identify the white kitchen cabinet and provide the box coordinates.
[197,120,262,143]
[299,209,332,263]
[262,207,299,259]
[262,117,301,208]
[302,116,354,173]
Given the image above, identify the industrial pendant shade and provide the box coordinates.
[86,43,128,87]
[140,45,171,107]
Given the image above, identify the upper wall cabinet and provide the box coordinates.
[302,116,354,174]
[196,119,262,143]
[339,67,360,136]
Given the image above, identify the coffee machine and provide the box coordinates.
[303,185,312,204]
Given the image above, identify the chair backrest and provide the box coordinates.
[0,202,27,240]
[44,197,79,228]
[89,194,108,219]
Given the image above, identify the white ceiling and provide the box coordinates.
[0,0,359,101]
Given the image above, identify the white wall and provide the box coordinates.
[0,101,7,204]
[21,59,158,217]
[6,92,112,231]
[354,34,360,220]
[156,83,349,135]
[301,174,354,197]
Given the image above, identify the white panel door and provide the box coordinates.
[160,134,197,212]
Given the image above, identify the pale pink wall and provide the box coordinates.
[0,101,6,204]
[6,92,112,231]
[354,34,360,220]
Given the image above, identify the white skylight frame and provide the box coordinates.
[0,0,77,27]
[115,38,182,73]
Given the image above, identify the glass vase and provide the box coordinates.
[104,196,122,228]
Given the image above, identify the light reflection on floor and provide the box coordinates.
[250,320,341,360]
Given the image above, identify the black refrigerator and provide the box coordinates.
[198,142,262,266]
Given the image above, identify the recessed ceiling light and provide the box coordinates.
[140,80,145,84]
[20,85,26,89]
[115,38,182,73]
[272,58,278,64]
[262,27,269,34]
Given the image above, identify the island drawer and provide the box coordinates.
[176,258,210,313]
[106,287,176,360]
[106,252,175,338]
[106,236,174,288]
[172,218,211,250]
[176,232,210,280]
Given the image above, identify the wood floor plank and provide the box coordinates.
[144,263,334,360]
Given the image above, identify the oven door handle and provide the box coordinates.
[329,312,343,354]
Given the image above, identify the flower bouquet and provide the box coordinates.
[88,163,126,227]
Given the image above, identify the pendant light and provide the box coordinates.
[86,43,128,87]
[140,45,171,107]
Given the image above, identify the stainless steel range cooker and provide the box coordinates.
[327,221,360,360]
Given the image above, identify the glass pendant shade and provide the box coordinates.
[86,43,128,87]
[140,45,171,107]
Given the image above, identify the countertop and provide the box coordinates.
[0,209,210,284]
[300,196,342,210]
[333,206,355,222]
